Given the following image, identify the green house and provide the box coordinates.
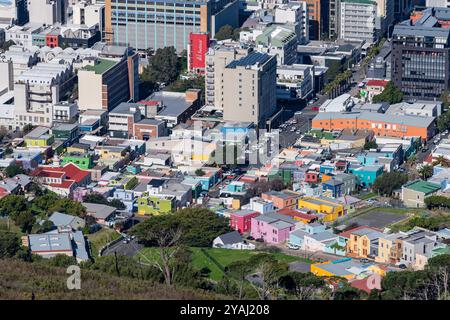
[137,195,175,216]
[61,152,94,170]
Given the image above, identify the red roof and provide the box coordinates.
[31,163,90,184]
[349,274,382,293]
[366,79,389,87]
[277,208,318,222]
[49,180,75,189]
[138,100,160,106]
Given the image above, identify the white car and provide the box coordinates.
[287,243,300,250]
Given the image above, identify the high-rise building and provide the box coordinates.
[339,0,377,43]
[274,2,309,44]
[392,8,450,100]
[78,43,139,111]
[328,0,339,39]
[205,43,251,110]
[0,0,27,25]
[222,52,277,128]
[255,25,298,65]
[303,0,327,40]
[28,0,64,25]
[104,0,239,52]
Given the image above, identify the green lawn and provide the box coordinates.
[136,247,308,281]
[0,217,23,237]
[359,192,377,200]
[87,228,121,257]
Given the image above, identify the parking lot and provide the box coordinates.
[345,209,410,229]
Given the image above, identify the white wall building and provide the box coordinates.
[339,0,378,43]
[276,63,314,100]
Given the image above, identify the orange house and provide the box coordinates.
[261,190,300,209]
[312,111,435,141]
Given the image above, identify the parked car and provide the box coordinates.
[396,263,407,269]
[287,243,300,250]
[246,236,255,241]
[360,258,370,263]
[311,106,319,111]
[255,238,264,243]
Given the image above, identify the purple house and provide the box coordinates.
[251,213,296,244]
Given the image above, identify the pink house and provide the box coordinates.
[251,213,296,244]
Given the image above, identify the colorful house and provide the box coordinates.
[261,190,300,210]
[340,226,384,258]
[229,209,260,233]
[60,152,94,170]
[24,127,54,147]
[351,165,384,187]
[310,258,370,280]
[251,213,296,244]
[297,197,344,222]
[137,194,175,216]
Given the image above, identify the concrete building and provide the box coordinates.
[255,25,298,65]
[401,180,441,208]
[204,43,251,110]
[72,1,105,37]
[104,0,239,52]
[339,0,378,43]
[28,0,64,25]
[274,2,309,44]
[392,8,450,100]
[14,61,76,128]
[222,52,277,128]
[0,0,27,25]
[276,63,314,100]
[303,0,326,40]
[108,102,142,139]
[77,44,138,111]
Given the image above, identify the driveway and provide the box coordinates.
[346,210,409,229]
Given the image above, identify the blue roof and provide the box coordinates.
[227,52,271,69]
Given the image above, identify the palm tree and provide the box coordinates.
[418,164,434,180]
[433,156,450,167]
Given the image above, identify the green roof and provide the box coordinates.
[256,26,296,47]
[404,180,440,194]
[82,58,117,74]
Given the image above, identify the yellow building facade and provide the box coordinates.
[298,197,344,222]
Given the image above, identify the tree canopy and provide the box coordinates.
[373,172,408,196]
[141,47,180,85]
[372,81,403,104]
[131,208,230,247]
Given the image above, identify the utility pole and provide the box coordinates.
[114,251,120,277]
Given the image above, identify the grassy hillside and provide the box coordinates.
[0,259,225,300]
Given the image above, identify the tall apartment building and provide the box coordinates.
[78,43,139,111]
[376,0,395,36]
[72,2,105,38]
[339,0,377,43]
[0,0,27,25]
[392,8,450,100]
[27,0,65,25]
[394,0,414,22]
[274,2,309,44]
[304,0,328,40]
[328,0,339,39]
[205,43,251,110]
[104,0,239,52]
[14,62,76,128]
[222,52,277,128]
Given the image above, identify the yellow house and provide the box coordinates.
[344,226,385,258]
[297,197,344,222]
[375,233,403,264]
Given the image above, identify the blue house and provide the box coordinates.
[352,165,384,187]
[110,189,135,212]
[322,179,344,198]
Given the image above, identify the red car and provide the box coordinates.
[311,106,319,111]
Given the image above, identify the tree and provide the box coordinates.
[364,140,378,150]
[247,254,288,300]
[22,124,34,135]
[226,260,253,299]
[433,155,450,167]
[49,198,87,218]
[279,272,325,300]
[109,199,126,210]
[372,172,408,196]
[437,112,450,133]
[141,47,180,85]
[372,81,403,104]
[195,168,205,176]
[32,220,55,234]
[4,163,25,178]
[0,195,28,217]
[83,192,109,205]
[424,196,450,210]
[1,40,15,52]
[215,25,234,41]
[131,208,230,247]
[418,164,434,180]
[11,210,35,233]
[33,192,60,213]
[0,233,20,258]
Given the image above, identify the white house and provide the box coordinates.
[212,231,255,250]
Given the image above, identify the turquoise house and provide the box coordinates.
[352,165,384,187]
